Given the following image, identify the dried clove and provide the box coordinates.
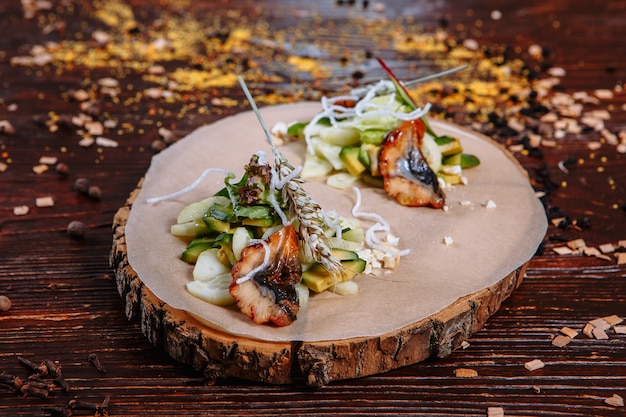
[68,399,98,411]
[96,395,111,416]
[0,373,24,390]
[53,375,70,392]
[17,356,45,374]
[88,353,107,374]
[45,360,62,378]
[20,380,50,397]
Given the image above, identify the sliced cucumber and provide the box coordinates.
[435,135,463,156]
[359,129,388,145]
[242,217,275,227]
[330,248,359,261]
[319,126,361,146]
[176,196,230,224]
[192,248,231,281]
[232,227,252,260]
[341,227,365,244]
[310,137,345,170]
[171,221,211,238]
[421,133,442,174]
[460,153,480,169]
[286,121,308,138]
[328,236,363,251]
[186,273,235,306]
[295,282,310,306]
[181,240,215,264]
[203,215,232,233]
[326,172,359,190]
[301,153,333,179]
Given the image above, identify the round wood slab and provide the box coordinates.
[110,103,546,386]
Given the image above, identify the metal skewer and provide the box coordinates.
[403,64,469,86]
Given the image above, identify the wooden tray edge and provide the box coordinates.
[110,180,526,386]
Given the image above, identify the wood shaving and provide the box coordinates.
[551,217,565,227]
[71,89,90,101]
[616,253,626,265]
[567,238,586,250]
[560,327,579,338]
[601,129,618,145]
[551,335,571,347]
[592,327,609,340]
[582,323,595,338]
[553,246,573,255]
[13,205,29,216]
[594,89,614,99]
[35,196,55,207]
[39,156,58,165]
[454,368,478,378]
[95,137,119,147]
[85,121,104,136]
[583,247,601,257]
[524,359,545,371]
[613,325,626,334]
[487,407,504,417]
[602,315,623,326]
[598,243,615,254]
[32,164,49,174]
[78,137,95,147]
[604,394,624,407]
[589,318,612,331]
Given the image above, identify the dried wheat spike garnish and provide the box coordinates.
[238,76,342,274]
[454,368,478,378]
[524,359,545,371]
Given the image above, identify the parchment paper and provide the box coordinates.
[125,102,547,342]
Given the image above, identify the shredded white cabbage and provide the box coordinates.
[303,80,431,154]
[146,167,232,204]
[351,187,410,258]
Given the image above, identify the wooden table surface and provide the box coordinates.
[1,0,625,415]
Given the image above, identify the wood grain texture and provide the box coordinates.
[1,0,625,415]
